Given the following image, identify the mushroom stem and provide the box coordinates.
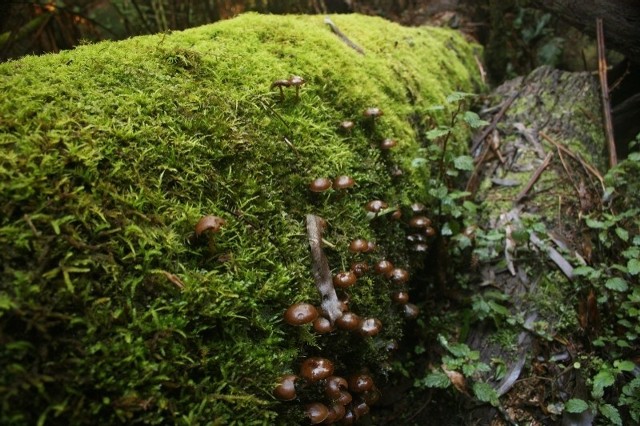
[306,214,343,324]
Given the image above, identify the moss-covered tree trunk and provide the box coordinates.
[0,13,482,425]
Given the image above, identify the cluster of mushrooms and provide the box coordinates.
[268,81,436,423]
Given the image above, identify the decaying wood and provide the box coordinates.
[306,214,343,323]
[465,66,607,424]
[596,18,617,167]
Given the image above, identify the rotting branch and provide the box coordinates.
[306,214,343,324]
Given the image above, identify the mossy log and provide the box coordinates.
[0,13,482,425]
[465,66,606,424]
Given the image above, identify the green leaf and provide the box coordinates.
[445,91,473,103]
[593,370,616,390]
[411,157,428,168]
[453,155,474,171]
[417,372,451,388]
[605,277,628,292]
[599,403,622,425]
[614,360,636,372]
[628,259,640,275]
[565,398,589,413]
[473,382,499,405]
[426,127,450,140]
[462,111,489,128]
[572,265,596,277]
[615,227,629,242]
[585,218,606,229]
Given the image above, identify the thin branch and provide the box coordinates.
[596,18,617,168]
[539,131,604,189]
[514,151,553,204]
[470,92,518,154]
[306,214,342,324]
[324,17,365,55]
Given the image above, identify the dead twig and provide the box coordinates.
[306,214,342,323]
[470,92,518,154]
[539,131,604,190]
[324,17,365,55]
[514,151,554,204]
[596,18,617,168]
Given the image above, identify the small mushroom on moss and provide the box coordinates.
[364,200,388,214]
[339,408,355,425]
[409,215,432,229]
[348,374,374,393]
[305,402,330,425]
[333,175,355,190]
[363,107,383,119]
[309,177,333,192]
[374,259,394,277]
[358,318,382,337]
[391,209,402,220]
[365,241,376,253]
[300,357,335,383]
[391,291,409,304]
[333,271,357,288]
[389,268,409,285]
[412,243,429,253]
[424,226,437,237]
[195,215,225,238]
[273,374,299,401]
[271,79,292,99]
[362,387,381,406]
[340,120,355,132]
[348,238,369,253]
[404,303,420,319]
[289,75,305,98]
[350,261,369,277]
[410,202,426,213]
[313,316,334,334]
[325,376,349,400]
[380,138,397,150]
[352,399,370,418]
[284,302,319,326]
[336,312,361,331]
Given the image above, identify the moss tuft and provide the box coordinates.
[0,13,481,424]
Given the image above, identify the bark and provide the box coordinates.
[531,0,640,65]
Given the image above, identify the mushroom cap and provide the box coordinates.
[333,271,357,288]
[340,120,355,131]
[364,107,383,118]
[312,316,334,334]
[271,79,291,88]
[380,138,397,150]
[350,261,369,277]
[324,375,348,399]
[404,303,420,319]
[273,374,298,401]
[195,215,226,237]
[289,75,305,85]
[284,302,319,326]
[300,357,335,382]
[309,177,332,192]
[374,259,394,277]
[305,402,329,425]
[333,175,355,190]
[391,291,410,304]
[348,238,369,253]
[364,200,388,213]
[410,202,426,213]
[348,373,374,393]
[325,403,346,423]
[358,318,382,337]
[335,312,360,331]
[337,390,353,406]
[408,215,432,228]
[389,268,410,285]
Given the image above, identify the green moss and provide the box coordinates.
[0,13,481,424]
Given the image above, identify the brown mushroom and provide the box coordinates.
[389,268,409,285]
[374,259,394,277]
[404,303,420,319]
[363,107,383,119]
[195,215,225,237]
[310,177,333,193]
[273,374,298,401]
[333,175,355,190]
[364,200,388,214]
[333,271,357,288]
[289,75,305,98]
[348,239,369,253]
[350,261,369,277]
[313,316,334,334]
[300,357,335,383]
[348,374,374,393]
[408,215,432,229]
[284,303,319,326]
[325,376,349,400]
[324,403,346,423]
[358,318,382,337]
[391,291,409,304]
[340,120,355,132]
[305,402,329,425]
[336,312,361,331]
[380,138,397,150]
